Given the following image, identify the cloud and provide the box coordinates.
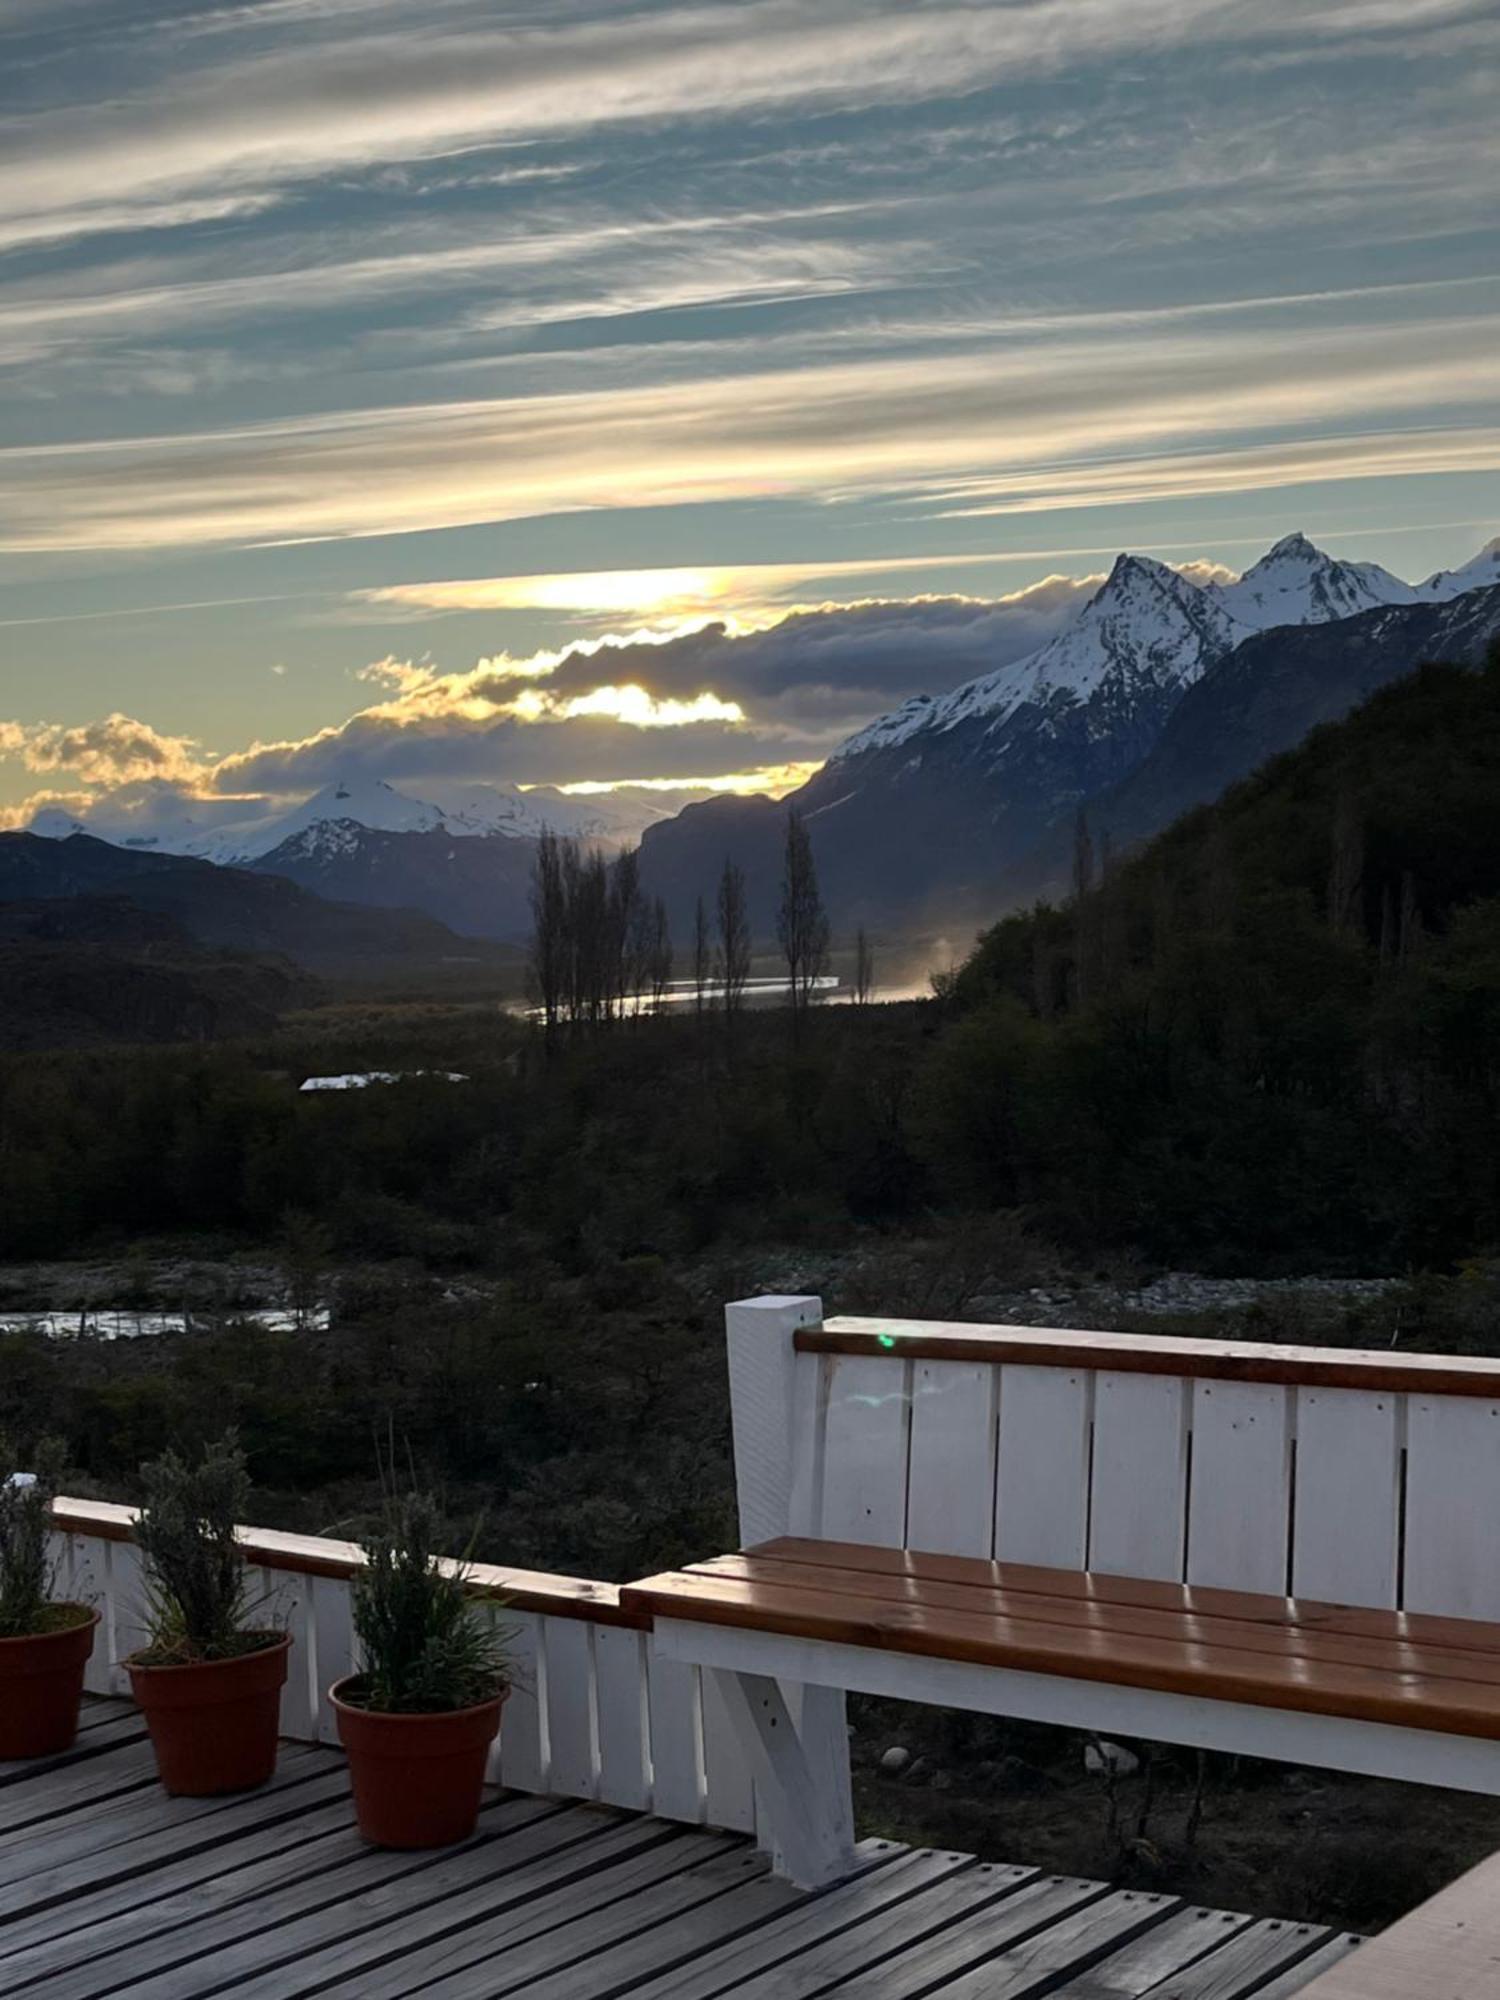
[0,565,1229,824]
[9,303,1500,554]
[1,712,208,788]
[193,573,1111,800]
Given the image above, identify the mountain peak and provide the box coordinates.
[1260,531,1320,563]
[1105,551,1176,588]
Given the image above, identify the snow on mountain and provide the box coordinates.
[26,775,656,865]
[834,532,1485,764]
[837,552,1250,761]
[1419,536,1500,602]
[1209,532,1416,626]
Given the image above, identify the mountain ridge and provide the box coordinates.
[639,533,1500,937]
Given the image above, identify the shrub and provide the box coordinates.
[133,1433,265,1663]
[0,1435,66,1637]
[347,1493,510,1714]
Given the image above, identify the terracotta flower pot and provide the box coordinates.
[331,1677,506,1848]
[0,1606,100,1758]
[126,1631,290,1796]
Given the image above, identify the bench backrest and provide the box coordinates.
[726,1297,1500,1619]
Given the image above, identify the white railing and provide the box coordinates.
[48,1499,754,1833]
[731,1296,1500,1618]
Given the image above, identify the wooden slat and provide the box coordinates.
[801,1318,1500,1398]
[0,1783,363,1974]
[994,1364,1092,1569]
[678,1553,1500,1692]
[702,1867,1092,1999]
[621,1845,977,2000]
[594,1623,651,1815]
[1403,1396,1500,1620]
[897,1887,1178,1999]
[1292,1388,1401,1609]
[0,1746,327,1889]
[1042,1903,1253,1997]
[45,1801,599,2000]
[620,1549,1500,1742]
[1088,1372,1189,1582]
[753,1536,1500,1658]
[542,1614,597,1801]
[1187,1381,1292,1596]
[47,1500,649,1628]
[646,1653,703,1825]
[496,1607,545,1795]
[1155,1917,1335,1998]
[379,1842,768,2000]
[904,1360,997,1559]
[818,1353,912,1546]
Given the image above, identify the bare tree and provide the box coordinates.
[528,829,569,1031]
[647,898,673,1012]
[716,858,751,1022]
[853,925,876,1006]
[692,895,712,1017]
[777,808,830,1022]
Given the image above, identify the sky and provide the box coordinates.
[2,0,1498,835]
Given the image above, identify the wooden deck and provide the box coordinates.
[0,1704,1363,1999]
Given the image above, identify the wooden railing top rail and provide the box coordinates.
[797,1315,1500,1399]
[49,1497,647,1630]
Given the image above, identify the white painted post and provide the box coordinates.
[722,1294,853,1875]
[725,1294,823,1547]
[707,1668,856,1889]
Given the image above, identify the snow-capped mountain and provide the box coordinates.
[839,553,1251,761]
[836,533,1423,765]
[28,775,667,869]
[1419,536,1500,602]
[640,532,1500,936]
[1208,531,1415,627]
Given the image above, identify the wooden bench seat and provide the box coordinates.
[623,1535,1500,1887]
[622,1537,1500,1743]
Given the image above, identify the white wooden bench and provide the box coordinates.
[621,1296,1500,1890]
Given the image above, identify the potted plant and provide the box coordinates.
[125,1433,290,1796]
[0,1437,99,1758]
[331,1493,510,1848]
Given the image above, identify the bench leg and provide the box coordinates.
[707,1669,856,1889]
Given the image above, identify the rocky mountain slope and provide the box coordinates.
[250,816,538,939]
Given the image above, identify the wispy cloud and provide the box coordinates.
[7,306,1498,552]
[6,1,1491,245]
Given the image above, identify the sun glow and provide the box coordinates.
[511,683,744,728]
[532,761,822,798]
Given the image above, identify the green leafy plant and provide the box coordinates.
[0,1435,74,1638]
[133,1433,270,1664]
[347,1492,510,1714]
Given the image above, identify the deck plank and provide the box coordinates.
[1149,1917,1336,1998]
[0,1744,329,1885]
[37,1800,591,2000]
[308,1837,774,1998]
[1044,1904,1254,1997]
[0,1706,1354,2000]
